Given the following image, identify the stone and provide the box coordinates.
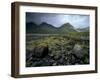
[49,53,54,57]
[65,57,68,60]
[70,55,76,64]
[49,59,55,63]
[33,46,49,58]
[54,55,60,60]
[52,62,57,66]
[26,49,33,61]
[72,44,84,59]
[58,58,64,64]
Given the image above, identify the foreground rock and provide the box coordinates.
[26,44,89,67]
[72,44,84,59]
[32,46,49,58]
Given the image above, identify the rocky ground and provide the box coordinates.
[26,43,89,67]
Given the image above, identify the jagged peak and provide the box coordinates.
[39,22,56,28]
[26,22,38,26]
[60,22,74,29]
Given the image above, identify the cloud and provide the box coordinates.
[26,12,90,28]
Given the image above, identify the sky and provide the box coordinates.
[26,12,90,28]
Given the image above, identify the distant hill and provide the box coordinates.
[38,22,58,34]
[58,23,76,33]
[26,22,77,34]
[26,22,38,33]
[76,27,89,32]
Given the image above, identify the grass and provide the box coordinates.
[26,32,89,56]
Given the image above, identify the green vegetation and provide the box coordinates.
[26,22,76,34]
[26,32,89,50]
[26,22,89,67]
[26,32,89,67]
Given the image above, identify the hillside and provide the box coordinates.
[76,27,89,32]
[58,23,76,33]
[26,22,77,34]
[26,22,89,67]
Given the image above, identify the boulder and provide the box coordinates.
[72,44,84,59]
[33,46,49,58]
[26,49,32,61]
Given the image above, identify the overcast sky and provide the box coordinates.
[26,12,90,28]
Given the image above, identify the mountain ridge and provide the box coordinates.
[76,27,89,32]
[26,22,88,34]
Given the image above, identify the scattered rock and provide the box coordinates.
[26,43,89,67]
[26,49,32,61]
[71,55,76,64]
[52,62,57,66]
[54,55,60,60]
[72,44,84,59]
[33,46,49,58]
[58,58,64,64]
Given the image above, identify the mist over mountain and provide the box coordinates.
[26,22,88,34]
[76,27,89,32]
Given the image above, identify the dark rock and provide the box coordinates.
[70,55,76,64]
[65,57,68,60]
[52,62,57,66]
[33,46,49,58]
[54,55,60,60]
[32,60,47,67]
[58,58,64,64]
[49,59,55,64]
[32,57,40,61]
[26,49,33,61]
[48,53,54,57]
[72,44,84,59]
[26,60,33,67]
[31,61,42,67]
[61,54,65,58]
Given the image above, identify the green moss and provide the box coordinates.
[26,32,89,55]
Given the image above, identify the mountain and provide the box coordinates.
[76,27,89,32]
[38,22,58,34]
[26,22,76,34]
[26,22,38,33]
[58,23,76,33]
